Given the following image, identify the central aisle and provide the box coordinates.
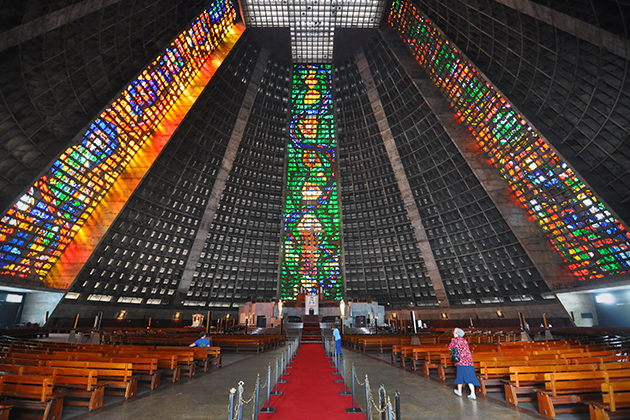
[260,344,362,420]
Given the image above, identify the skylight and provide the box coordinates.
[241,0,385,62]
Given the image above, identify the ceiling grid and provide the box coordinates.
[240,0,385,62]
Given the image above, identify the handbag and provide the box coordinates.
[450,345,460,363]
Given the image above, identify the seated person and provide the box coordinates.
[190,333,210,347]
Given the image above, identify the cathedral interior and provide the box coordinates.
[0,0,629,330]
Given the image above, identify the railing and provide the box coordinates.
[226,336,402,420]
[227,337,299,420]
[324,338,401,420]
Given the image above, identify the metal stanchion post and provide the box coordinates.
[260,364,276,413]
[335,351,343,382]
[287,345,293,369]
[388,397,394,420]
[380,387,386,420]
[228,387,236,420]
[279,352,287,383]
[395,391,401,420]
[340,357,350,395]
[365,375,371,420]
[237,382,244,420]
[254,374,260,420]
[346,364,362,413]
[330,344,336,368]
[271,357,282,395]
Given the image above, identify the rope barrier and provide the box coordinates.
[228,337,300,419]
[325,338,400,420]
[227,335,399,420]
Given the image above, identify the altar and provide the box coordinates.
[237,294,386,330]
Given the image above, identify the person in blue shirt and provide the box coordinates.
[332,327,342,355]
[190,333,210,347]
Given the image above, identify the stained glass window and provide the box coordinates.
[281,64,342,300]
[0,0,236,286]
[388,0,630,282]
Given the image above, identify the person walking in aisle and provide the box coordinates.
[332,327,342,355]
[448,328,480,400]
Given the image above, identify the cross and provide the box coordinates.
[240,0,386,63]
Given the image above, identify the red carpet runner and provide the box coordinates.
[260,344,363,420]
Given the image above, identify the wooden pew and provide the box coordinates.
[78,346,189,384]
[477,360,514,395]
[211,337,263,353]
[453,353,539,393]
[166,346,222,372]
[207,347,222,369]
[18,366,103,412]
[405,345,448,372]
[391,344,404,366]
[111,351,181,384]
[148,351,195,379]
[80,346,182,384]
[504,364,598,406]
[157,346,215,375]
[391,342,439,367]
[471,349,598,397]
[535,370,630,418]
[98,330,283,351]
[431,353,453,380]
[1,357,45,367]
[46,361,138,399]
[358,337,410,353]
[6,349,158,392]
[74,355,161,391]
[0,365,23,375]
[600,362,630,371]
[571,356,626,365]
[0,405,11,420]
[0,374,64,420]
[588,381,630,420]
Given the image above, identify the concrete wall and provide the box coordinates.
[589,289,630,327]
[348,302,386,327]
[556,292,599,327]
[20,291,64,326]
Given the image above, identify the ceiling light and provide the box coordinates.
[595,293,614,304]
[6,294,23,303]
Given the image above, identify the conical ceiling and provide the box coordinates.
[0,0,628,321]
[52,28,559,315]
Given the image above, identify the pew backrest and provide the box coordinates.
[0,374,55,402]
